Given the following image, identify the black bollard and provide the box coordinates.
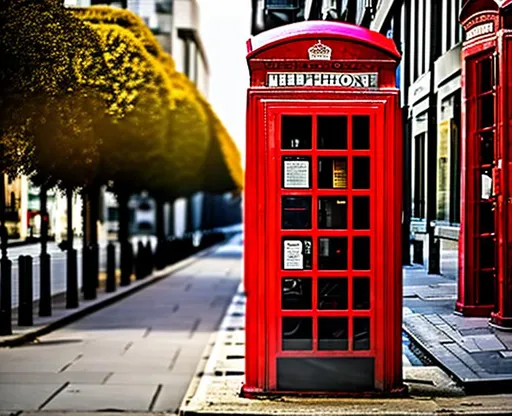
[66,248,79,309]
[0,257,12,335]
[155,240,164,270]
[413,240,424,265]
[145,241,153,276]
[120,242,132,286]
[136,241,145,280]
[18,255,33,326]
[429,237,441,275]
[39,252,52,317]
[92,243,99,289]
[83,245,96,300]
[106,243,116,293]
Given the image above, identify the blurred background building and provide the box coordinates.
[6,0,243,244]
[250,0,465,270]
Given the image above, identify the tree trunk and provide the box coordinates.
[168,200,174,238]
[0,173,6,258]
[67,187,74,248]
[118,190,132,286]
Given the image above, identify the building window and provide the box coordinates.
[413,132,426,218]
[450,92,461,224]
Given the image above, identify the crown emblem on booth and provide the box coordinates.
[308,40,332,60]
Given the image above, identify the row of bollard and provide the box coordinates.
[0,231,227,335]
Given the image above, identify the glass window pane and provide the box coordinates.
[479,237,495,269]
[282,237,313,270]
[353,317,370,350]
[478,271,495,305]
[353,278,370,310]
[479,58,492,94]
[353,157,370,189]
[282,317,312,350]
[282,278,312,310]
[281,115,312,149]
[479,94,494,129]
[353,237,370,270]
[318,317,348,350]
[318,197,347,229]
[353,196,370,230]
[282,156,311,189]
[480,131,494,166]
[352,115,370,150]
[318,157,348,189]
[479,202,494,234]
[318,278,348,310]
[318,116,347,149]
[282,196,312,229]
[318,237,347,270]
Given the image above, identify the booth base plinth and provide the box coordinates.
[455,302,494,317]
[489,313,512,331]
[240,384,408,399]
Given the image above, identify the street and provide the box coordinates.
[0,235,242,412]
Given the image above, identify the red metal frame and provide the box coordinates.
[244,21,403,395]
[457,1,512,328]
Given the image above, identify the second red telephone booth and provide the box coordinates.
[244,21,404,394]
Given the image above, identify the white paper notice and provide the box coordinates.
[481,173,492,200]
[283,240,303,270]
[284,160,309,188]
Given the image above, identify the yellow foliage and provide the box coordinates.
[71,6,174,72]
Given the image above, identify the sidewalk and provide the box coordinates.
[0,235,242,412]
[180,247,512,416]
[402,249,512,394]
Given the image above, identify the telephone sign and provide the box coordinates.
[243,21,404,395]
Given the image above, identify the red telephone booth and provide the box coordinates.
[243,21,404,395]
[457,0,512,329]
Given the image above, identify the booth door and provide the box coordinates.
[268,105,381,392]
[466,51,498,307]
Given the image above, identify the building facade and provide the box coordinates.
[250,0,465,270]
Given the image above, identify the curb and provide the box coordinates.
[0,241,227,348]
[402,322,512,394]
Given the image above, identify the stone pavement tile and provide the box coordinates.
[0,383,64,410]
[495,331,512,349]
[42,383,157,411]
[441,314,489,330]
[500,351,512,358]
[106,372,189,385]
[443,343,490,378]
[428,345,479,380]
[471,334,506,351]
[152,382,191,412]
[64,356,171,373]
[457,336,481,353]
[0,372,109,385]
[404,315,452,346]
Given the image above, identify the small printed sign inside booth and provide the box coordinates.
[267,72,378,88]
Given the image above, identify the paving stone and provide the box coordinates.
[0,372,109,384]
[0,383,64,410]
[471,334,506,352]
[404,315,452,346]
[457,336,481,353]
[42,383,158,411]
[152,382,191,412]
[500,351,512,358]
